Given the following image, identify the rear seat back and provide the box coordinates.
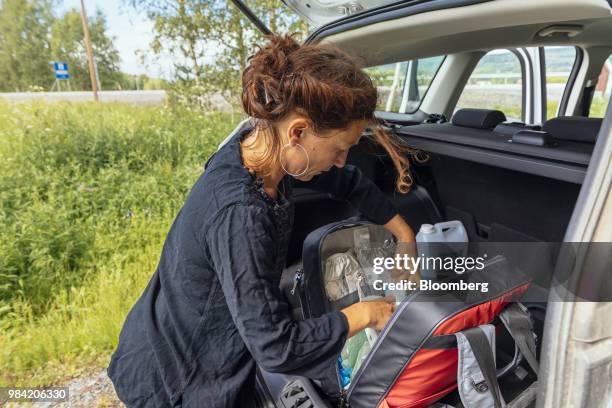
[450,110,603,144]
[397,113,593,167]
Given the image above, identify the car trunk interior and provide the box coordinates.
[278,119,586,405]
[285,126,582,263]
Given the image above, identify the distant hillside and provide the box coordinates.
[368,46,576,77]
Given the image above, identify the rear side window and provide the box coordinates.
[590,54,612,118]
[456,49,524,121]
[365,56,444,114]
[544,46,578,118]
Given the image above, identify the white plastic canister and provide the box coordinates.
[416,221,468,280]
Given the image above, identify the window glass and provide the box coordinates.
[456,49,523,121]
[590,55,612,118]
[544,46,577,119]
[366,62,409,112]
[365,56,444,113]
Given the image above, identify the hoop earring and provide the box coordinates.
[280,143,310,177]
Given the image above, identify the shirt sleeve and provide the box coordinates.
[204,203,349,375]
[293,164,398,225]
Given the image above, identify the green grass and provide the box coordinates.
[0,101,240,386]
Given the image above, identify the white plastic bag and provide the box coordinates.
[323,251,361,301]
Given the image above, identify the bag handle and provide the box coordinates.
[460,326,506,408]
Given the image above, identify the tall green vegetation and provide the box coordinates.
[0,101,239,386]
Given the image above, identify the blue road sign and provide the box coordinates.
[53,62,70,80]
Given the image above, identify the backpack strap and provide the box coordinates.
[499,303,539,375]
[433,305,538,408]
[455,324,506,408]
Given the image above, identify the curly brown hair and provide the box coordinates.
[241,34,416,193]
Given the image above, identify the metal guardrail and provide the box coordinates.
[0,90,236,110]
[0,90,167,105]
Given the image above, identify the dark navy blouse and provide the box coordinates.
[108,122,397,407]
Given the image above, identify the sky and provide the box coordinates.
[57,0,173,78]
[54,1,305,80]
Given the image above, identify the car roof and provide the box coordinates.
[305,0,612,67]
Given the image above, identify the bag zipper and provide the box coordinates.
[291,267,312,319]
[338,388,349,407]
[290,268,303,296]
[335,350,350,407]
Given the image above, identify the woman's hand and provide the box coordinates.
[365,296,397,331]
[383,214,415,244]
[391,241,422,282]
[383,214,422,282]
[341,296,396,337]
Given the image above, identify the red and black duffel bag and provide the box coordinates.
[284,219,539,408]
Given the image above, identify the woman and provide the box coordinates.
[108,35,416,407]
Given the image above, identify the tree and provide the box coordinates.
[0,0,123,92]
[0,0,54,91]
[50,9,122,90]
[128,0,308,108]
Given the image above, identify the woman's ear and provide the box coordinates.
[287,117,310,146]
